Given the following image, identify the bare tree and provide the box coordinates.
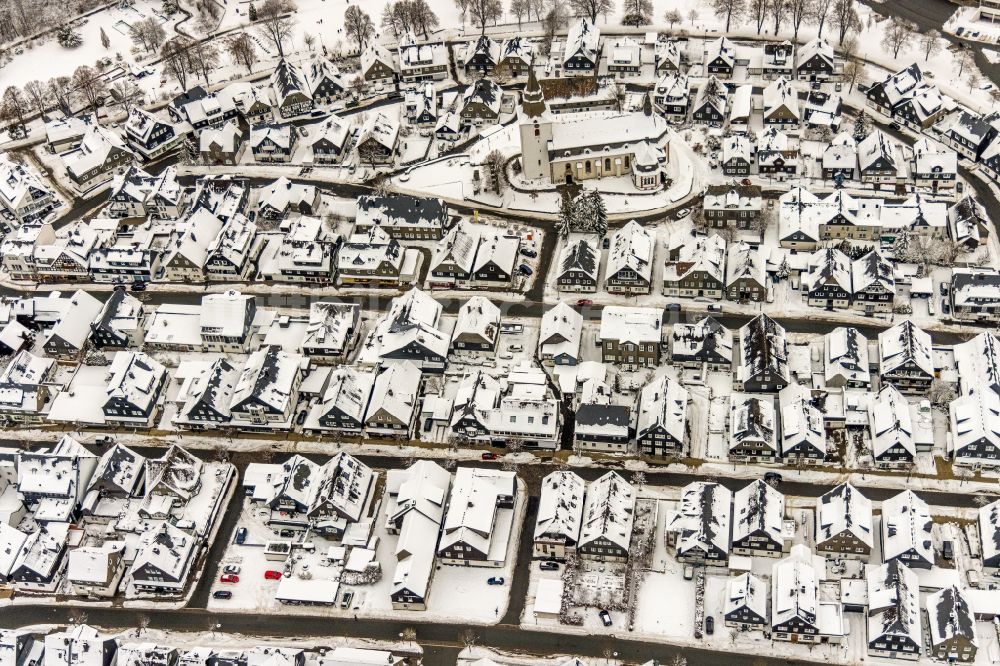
[468,0,503,34]
[973,494,992,507]
[569,0,613,22]
[831,0,859,44]
[786,0,811,39]
[160,38,192,90]
[812,0,833,37]
[459,628,479,648]
[256,0,297,58]
[749,0,770,34]
[189,40,220,85]
[227,33,258,72]
[408,0,440,38]
[711,0,746,33]
[2,87,28,131]
[955,47,975,79]
[665,8,682,28]
[510,0,529,27]
[919,29,941,61]
[48,76,74,116]
[528,0,546,21]
[129,16,166,52]
[72,66,107,117]
[344,6,375,49]
[482,149,508,193]
[621,0,652,26]
[769,0,788,34]
[882,17,912,59]
[23,80,50,118]
[454,0,470,25]
[136,614,151,636]
[688,8,699,24]
[110,78,143,116]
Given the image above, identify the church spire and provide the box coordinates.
[521,67,547,118]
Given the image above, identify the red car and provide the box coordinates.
[220,574,240,584]
[264,570,283,580]
[481,452,497,461]
[576,299,593,306]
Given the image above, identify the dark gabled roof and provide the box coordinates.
[560,238,597,276]
[576,402,630,429]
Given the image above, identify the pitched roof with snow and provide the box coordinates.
[578,472,635,551]
[881,490,933,564]
[667,481,732,556]
[816,482,873,549]
[534,470,585,544]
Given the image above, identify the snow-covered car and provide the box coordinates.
[223,564,241,575]
[674,208,691,219]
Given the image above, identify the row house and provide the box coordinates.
[123,107,184,162]
[554,235,599,292]
[663,234,726,299]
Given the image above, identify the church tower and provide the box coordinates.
[518,68,553,182]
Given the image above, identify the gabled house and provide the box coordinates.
[463,35,501,76]
[703,184,762,232]
[705,37,736,77]
[574,379,632,452]
[555,235,599,292]
[822,133,857,180]
[361,44,397,85]
[460,78,503,128]
[978,498,1000,572]
[249,123,295,163]
[90,286,145,349]
[878,321,933,394]
[42,290,103,359]
[160,208,224,281]
[498,37,534,77]
[534,470,585,560]
[64,125,134,191]
[471,230,518,287]
[128,521,197,594]
[205,214,259,281]
[771,545,828,642]
[732,480,787,557]
[881,490,933,569]
[538,301,583,366]
[722,134,754,176]
[429,219,480,287]
[229,345,304,428]
[671,316,733,370]
[336,226,405,286]
[779,383,826,464]
[199,121,245,165]
[858,130,903,186]
[692,76,728,125]
[103,351,168,427]
[365,360,421,439]
[763,77,800,127]
[824,327,870,388]
[950,389,1000,467]
[451,297,500,352]
[815,483,873,559]
[666,481,732,564]
[734,314,789,392]
[803,247,852,309]
[636,375,688,457]
[123,107,183,161]
[174,357,240,428]
[852,251,895,314]
[437,467,516,566]
[663,234,726,299]
[605,221,652,294]
[757,127,797,176]
[269,59,313,118]
[356,112,400,165]
[726,242,766,302]
[0,156,58,228]
[911,137,957,193]
[927,586,978,662]
[305,56,345,104]
[562,18,601,73]
[725,572,769,629]
[866,560,922,660]
[397,33,449,82]
[8,522,69,589]
[796,38,835,81]
[870,384,916,468]
[257,177,320,220]
[652,72,690,122]
[729,394,778,463]
[312,365,375,435]
[300,301,361,362]
[576,472,634,562]
[598,306,662,369]
[307,115,351,164]
[948,196,990,250]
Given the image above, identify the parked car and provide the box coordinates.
[520,247,538,258]
[264,570,283,580]
[705,616,715,635]
[539,561,559,571]
[943,540,954,560]
[424,417,433,432]
[295,410,307,426]
[481,452,497,460]
[764,472,783,485]
[940,282,949,296]
[518,264,533,276]
[683,565,694,580]
[213,590,233,600]
[889,121,901,131]
[666,303,682,312]
[94,435,114,446]
[130,281,147,292]
[675,208,691,219]
[234,527,248,545]
[576,298,593,306]
[220,574,240,583]
[942,299,951,314]
[740,178,752,186]
[508,344,523,352]
[599,610,613,627]
[707,304,723,313]
[223,564,241,575]
[340,591,354,608]
[487,577,505,585]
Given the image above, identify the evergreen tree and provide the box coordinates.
[100,27,110,48]
[248,2,258,21]
[853,110,872,144]
[57,25,83,48]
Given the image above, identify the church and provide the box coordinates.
[518,69,671,191]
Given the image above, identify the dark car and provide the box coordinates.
[487,576,505,585]
[942,299,951,314]
[764,472,783,485]
[705,616,714,635]
[130,281,147,292]
[481,452,497,460]
[424,417,433,432]
[943,540,954,560]
[599,610,613,627]
[518,264,533,276]
[539,561,559,571]
[889,121,901,131]
[234,527,248,545]
[520,247,538,258]
[940,282,949,296]
[295,410,307,426]
[213,590,233,600]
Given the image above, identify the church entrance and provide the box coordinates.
[564,165,573,185]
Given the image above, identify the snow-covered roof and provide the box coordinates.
[948,196,988,248]
[725,572,769,621]
[462,78,502,116]
[824,326,870,386]
[145,444,204,501]
[128,520,195,584]
[539,301,583,361]
[45,289,103,350]
[732,479,785,546]
[803,247,851,296]
[668,481,732,556]
[722,134,752,164]
[666,233,725,284]
[637,375,688,443]
[67,541,124,584]
[231,345,303,414]
[823,132,857,170]
[557,235,599,280]
[88,443,145,496]
[473,230,518,274]
[816,483,873,549]
[858,130,897,172]
[694,76,728,116]
[305,56,345,97]
[367,360,421,425]
[163,208,224,270]
[599,306,661,344]
[249,123,293,150]
[65,125,132,180]
[881,490,933,565]
[671,316,733,365]
[178,357,240,422]
[953,332,1000,398]
[199,121,243,154]
[950,389,1000,460]
[867,559,921,646]
[104,351,167,414]
[358,111,400,151]
[869,384,915,459]
[763,77,799,119]
[979,498,1000,566]
[730,394,777,454]
[912,137,957,175]
[534,470,585,544]
[736,314,789,386]
[772,544,818,628]
[606,221,652,283]
[453,297,500,346]
[878,320,932,378]
[852,250,894,295]
[563,18,601,65]
[269,58,308,105]
[927,586,978,649]
[951,268,1000,310]
[579,472,634,551]
[797,38,833,68]
[431,219,480,274]
[439,467,516,556]
[778,383,825,457]
[0,523,27,579]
